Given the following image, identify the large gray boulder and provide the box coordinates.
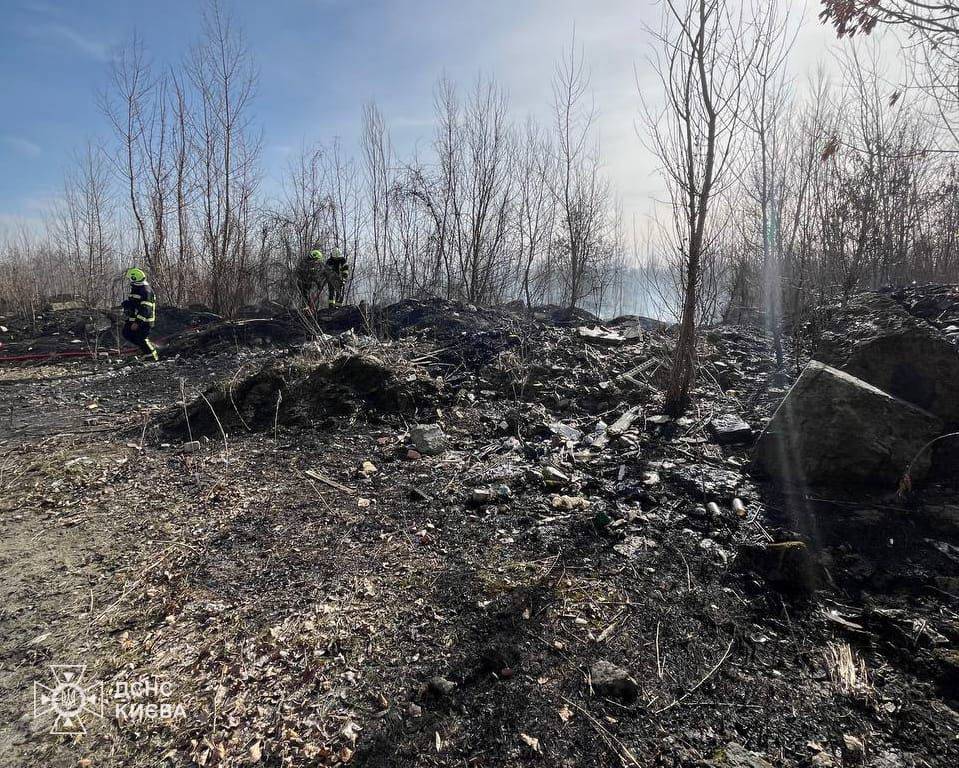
[753,361,942,486]
[815,293,959,425]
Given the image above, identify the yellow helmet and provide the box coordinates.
[126,267,146,282]
[309,249,323,261]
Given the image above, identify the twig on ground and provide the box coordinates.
[653,638,734,714]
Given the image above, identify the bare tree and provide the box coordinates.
[51,142,118,305]
[645,0,755,415]
[552,37,613,309]
[186,0,260,314]
[743,0,795,367]
[821,0,959,144]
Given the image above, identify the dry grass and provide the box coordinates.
[825,641,874,700]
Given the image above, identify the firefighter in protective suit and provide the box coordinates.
[324,248,349,308]
[121,267,159,361]
[296,248,350,309]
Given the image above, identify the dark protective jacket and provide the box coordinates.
[122,281,157,326]
[326,254,349,280]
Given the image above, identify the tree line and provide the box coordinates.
[0,1,640,319]
[1,1,957,385]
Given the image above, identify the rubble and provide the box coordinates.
[708,413,752,445]
[753,361,943,486]
[576,325,627,345]
[410,423,448,456]
[1,286,958,767]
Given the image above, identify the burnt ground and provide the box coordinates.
[0,296,956,768]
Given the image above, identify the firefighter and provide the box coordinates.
[296,249,326,308]
[121,267,159,362]
[324,248,349,308]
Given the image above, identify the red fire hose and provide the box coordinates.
[0,330,186,364]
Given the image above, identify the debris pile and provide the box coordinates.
[0,285,956,767]
[168,348,440,437]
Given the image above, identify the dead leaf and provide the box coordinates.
[341,721,361,744]
[520,732,541,752]
[557,705,572,723]
[249,742,262,763]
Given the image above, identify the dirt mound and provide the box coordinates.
[530,303,600,326]
[163,315,309,358]
[606,313,670,333]
[166,351,440,438]
[381,298,502,338]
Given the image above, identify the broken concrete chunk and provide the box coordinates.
[410,424,448,456]
[815,293,959,424]
[753,361,942,486]
[548,421,583,443]
[708,414,752,445]
[589,660,638,703]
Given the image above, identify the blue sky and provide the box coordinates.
[0,0,875,233]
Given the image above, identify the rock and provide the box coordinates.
[815,293,959,424]
[472,487,495,504]
[670,463,744,500]
[426,675,456,697]
[410,424,448,456]
[708,414,752,445]
[589,661,638,703]
[181,440,201,453]
[405,449,422,461]
[361,460,378,474]
[552,495,590,510]
[737,541,822,594]
[932,648,959,692]
[706,742,773,768]
[548,421,583,443]
[753,361,943,486]
[541,466,570,487]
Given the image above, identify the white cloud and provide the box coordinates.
[1,135,42,158]
[30,22,112,62]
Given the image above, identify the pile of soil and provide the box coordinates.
[167,351,441,438]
